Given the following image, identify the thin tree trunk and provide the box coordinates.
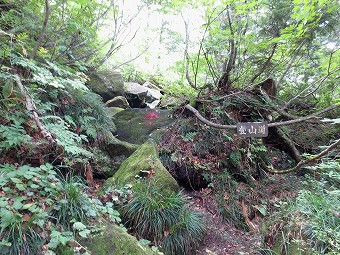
[276,42,304,90]
[30,0,50,59]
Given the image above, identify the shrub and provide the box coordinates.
[0,163,121,254]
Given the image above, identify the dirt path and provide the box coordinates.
[185,189,262,255]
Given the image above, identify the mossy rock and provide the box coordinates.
[114,108,173,144]
[92,147,136,178]
[82,220,158,255]
[95,137,139,176]
[105,96,130,109]
[106,139,179,194]
[107,107,125,117]
[87,70,124,102]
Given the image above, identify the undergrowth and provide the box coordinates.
[0,164,122,254]
[263,158,340,255]
[0,52,121,254]
[122,182,205,255]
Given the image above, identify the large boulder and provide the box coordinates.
[96,136,139,176]
[106,139,179,194]
[105,96,130,108]
[107,107,125,117]
[82,220,158,255]
[124,82,148,108]
[114,108,174,144]
[87,70,124,102]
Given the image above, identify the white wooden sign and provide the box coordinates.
[237,122,268,137]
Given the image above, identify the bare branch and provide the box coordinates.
[14,74,55,146]
[181,12,195,88]
[185,103,339,129]
[185,104,237,129]
[284,48,340,108]
[248,43,277,85]
[276,41,304,90]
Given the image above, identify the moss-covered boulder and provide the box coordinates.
[107,107,125,117]
[105,96,130,108]
[106,139,179,194]
[82,220,158,255]
[95,136,139,176]
[114,108,174,144]
[87,70,124,102]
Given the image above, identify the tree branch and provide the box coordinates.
[276,41,304,90]
[14,74,55,146]
[248,43,277,85]
[29,0,50,59]
[184,103,339,129]
[259,139,340,174]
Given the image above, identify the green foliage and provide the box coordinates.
[0,163,122,254]
[52,175,93,228]
[180,131,198,142]
[122,182,205,255]
[213,169,249,230]
[0,122,31,151]
[264,159,340,254]
[123,182,186,240]
[0,163,56,254]
[60,87,116,142]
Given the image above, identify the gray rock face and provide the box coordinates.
[123,82,148,108]
[105,96,130,108]
[87,70,124,102]
[146,88,161,102]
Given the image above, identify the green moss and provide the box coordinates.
[114,109,173,144]
[105,136,139,158]
[107,107,125,117]
[106,139,179,194]
[82,221,157,255]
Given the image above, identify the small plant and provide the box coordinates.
[123,182,185,240]
[122,182,205,255]
[161,207,206,255]
[52,174,95,229]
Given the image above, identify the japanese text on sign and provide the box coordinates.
[237,122,268,137]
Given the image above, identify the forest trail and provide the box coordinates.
[185,189,262,255]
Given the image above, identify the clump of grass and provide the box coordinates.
[122,182,206,255]
[52,174,94,229]
[123,183,185,240]
[161,207,206,255]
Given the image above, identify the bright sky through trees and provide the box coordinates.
[100,0,203,74]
